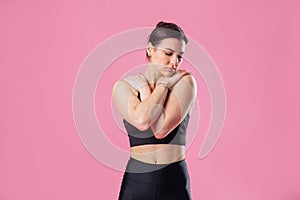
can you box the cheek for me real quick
[152,56,168,64]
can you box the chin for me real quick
[161,71,174,77]
[161,69,175,76]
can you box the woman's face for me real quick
[147,38,186,76]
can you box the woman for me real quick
[112,21,197,200]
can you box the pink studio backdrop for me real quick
[1,1,299,200]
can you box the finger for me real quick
[176,69,186,74]
[178,71,188,77]
[180,70,190,75]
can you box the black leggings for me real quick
[118,157,192,200]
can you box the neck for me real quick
[143,63,164,88]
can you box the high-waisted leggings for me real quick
[118,157,192,200]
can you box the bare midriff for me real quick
[130,144,185,165]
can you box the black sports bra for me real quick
[123,113,190,147]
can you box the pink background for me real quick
[1,0,299,199]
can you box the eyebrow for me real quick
[164,48,184,54]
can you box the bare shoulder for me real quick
[112,79,128,90]
[113,75,137,90]
[112,79,131,96]
[112,76,140,99]
[182,74,197,88]
[173,73,197,92]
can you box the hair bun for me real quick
[156,21,166,27]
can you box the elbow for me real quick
[154,134,165,139]
[153,129,168,139]
[134,123,150,131]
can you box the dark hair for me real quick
[146,21,188,60]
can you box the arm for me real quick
[112,79,169,131]
[150,74,197,139]
[112,70,190,131]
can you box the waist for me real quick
[130,144,185,165]
[124,156,189,184]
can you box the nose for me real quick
[170,55,179,69]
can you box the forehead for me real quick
[157,38,186,53]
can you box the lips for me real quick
[165,67,175,72]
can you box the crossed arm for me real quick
[112,74,197,139]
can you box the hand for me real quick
[157,69,190,89]
[123,74,151,101]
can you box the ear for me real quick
[147,42,154,56]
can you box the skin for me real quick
[112,38,197,164]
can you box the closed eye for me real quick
[162,49,184,60]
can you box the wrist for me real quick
[157,82,169,89]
